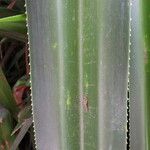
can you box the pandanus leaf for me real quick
[26,0,129,149]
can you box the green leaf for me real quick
[0,67,19,115]
[11,105,31,136]
[0,14,27,41]
[14,76,30,87]
[0,106,15,150]
[142,0,150,149]
[130,0,146,149]
[26,0,129,149]
[129,0,150,149]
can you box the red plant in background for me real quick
[13,85,30,108]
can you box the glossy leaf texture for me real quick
[26,0,129,149]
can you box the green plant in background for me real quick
[0,106,15,150]
[0,14,26,41]
[0,7,20,18]
[0,68,18,115]
[0,0,27,42]
[0,0,33,149]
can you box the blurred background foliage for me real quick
[0,0,33,149]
